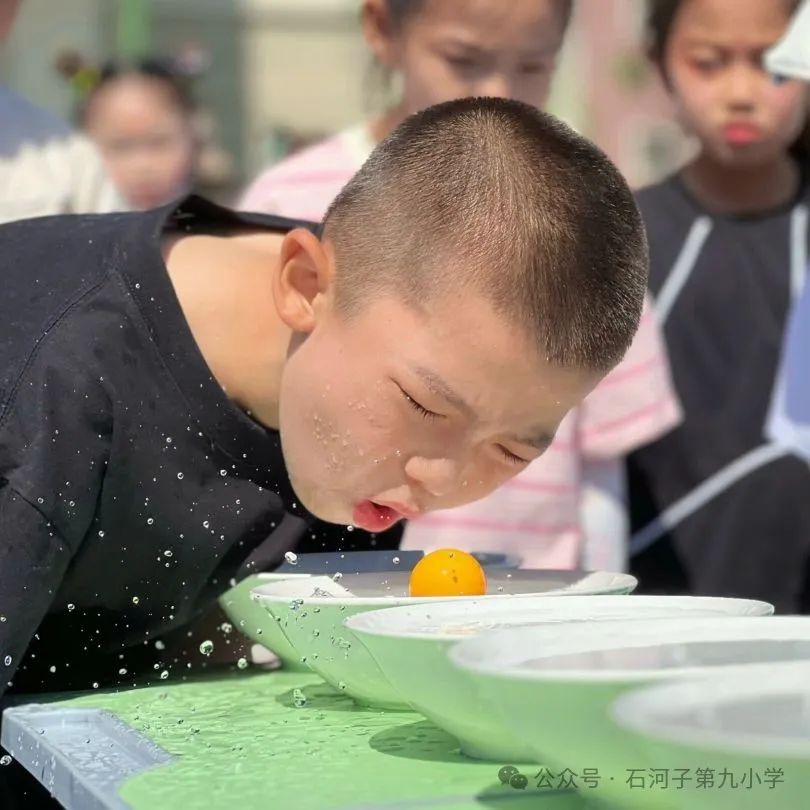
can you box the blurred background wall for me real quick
[1,0,691,198]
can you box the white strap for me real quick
[790,203,808,303]
[655,216,713,327]
[630,443,791,556]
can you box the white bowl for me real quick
[218,572,312,669]
[449,616,810,810]
[252,569,637,709]
[346,596,774,761]
[612,662,810,810]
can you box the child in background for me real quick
[76,59,198,211]
[242,0,681,572]
[628,0,810,612]
[0,0,117,223]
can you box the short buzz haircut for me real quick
[324,97,648,372]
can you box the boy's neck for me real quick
[681,153,801,216]
[163,231,289,430]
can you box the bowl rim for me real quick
[343,595,775,642]
[448,615,810,683]
[250,569,638,608]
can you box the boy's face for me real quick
[369,0,567,116]
[277,282,600,532]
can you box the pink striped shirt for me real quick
[241,125,682,569]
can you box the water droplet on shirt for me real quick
[92,682,99,689]
[166,437,173,444]
[219,470,227,477]
[346,525,354,533]
[220,622,233,634]
[164,550,173,558]
[67,603,75,612]
[392,556,400,565]
[0,755,12,766]
[160,670,169,680]
[49,665,56,674]
[284,551,298,565]
[202,521,210,529]
[155,640,166,651]
[98,530,105,538]
[132,596,140,605]
[332,572,343,582]
[147,518,154,525]
[0,616,6,623]
[289,599,304,611]
[293,689,307,707]
[338,681,347,690]
[237,657,248,670]
[68,500,75,507]
[118,668,128,676]
[177,472,184,480]
[199,640,214,656]
[37,497,44,504]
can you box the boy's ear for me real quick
[362,0,399,68]
[273,228,334,333]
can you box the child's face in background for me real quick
[663,0,808,168]
[367,0,568,114]
[84,76,196,210]
[277,287,600,532]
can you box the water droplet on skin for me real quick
[237,658,248,670]
[199,640,214,656]
[164,550,173,558]
[147,518,154,526]
[160,670,169,680]
[284,551,298,565]
[67,603,75,612]
[0,755,12,766]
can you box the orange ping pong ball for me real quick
[408,548,487,597]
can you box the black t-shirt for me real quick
[628,174,810,612]
[0,195,323,695]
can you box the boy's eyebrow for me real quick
[412,366,474,416]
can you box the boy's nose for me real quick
[476,74,512,101]
[404,456,463,498]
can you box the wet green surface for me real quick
[55,670,590,810]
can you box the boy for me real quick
[0,97,647,698]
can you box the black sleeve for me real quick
[0,483,73,697]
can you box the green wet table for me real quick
[2,671,590,810]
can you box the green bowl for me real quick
[346,595,773,763]
[254,569,637,709]
[219,572,312,670]
[612,662,810,810]
[450,616,810,810]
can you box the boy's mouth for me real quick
[352,500,413,532]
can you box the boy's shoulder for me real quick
[0,209,152,410]
[0,84,74,145]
